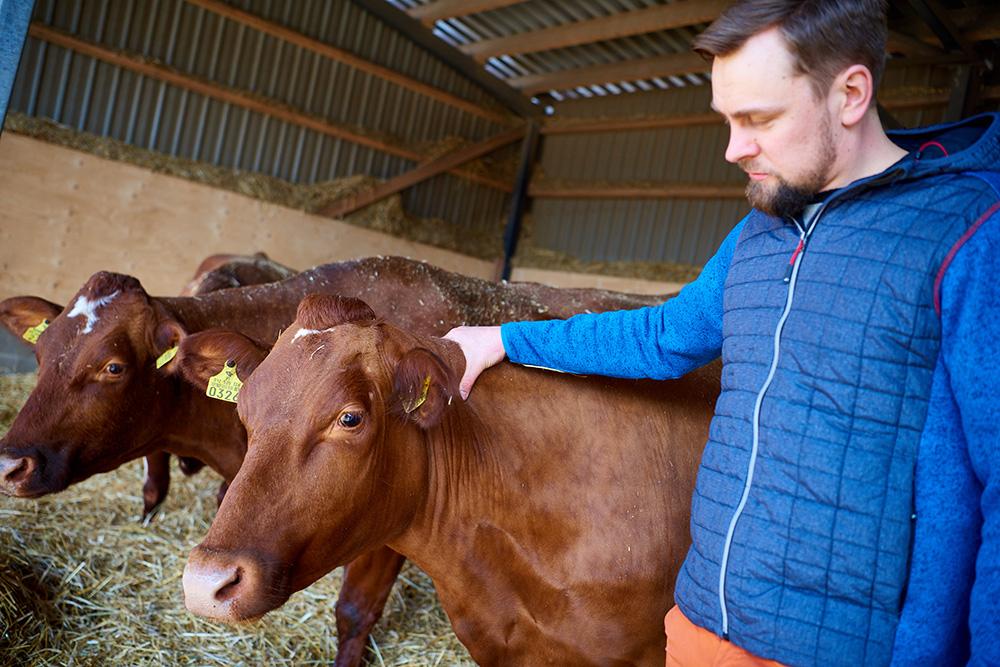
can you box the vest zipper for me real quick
[714,166,905,638]
[718,210,820,639]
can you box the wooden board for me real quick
[0,134,495,303]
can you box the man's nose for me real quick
[725,127,760,165]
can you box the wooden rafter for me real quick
[407,0,527,26]
[321,127,524,219]
[507,52,707,95]
[529,182,746,200]
[186,0,511,125]
[893,6,1000,47]
[28,23,511,192]
[540,85,1000,135]
[461,0,731,62]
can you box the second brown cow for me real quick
[183,295,719,665]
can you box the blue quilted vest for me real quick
[673,113,1000,667]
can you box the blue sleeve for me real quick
[939,210,1000,667]
[892,208,1000,666]
[498,218,744,380]
[889,358,979,667]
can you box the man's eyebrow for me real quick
[710,103,783,120]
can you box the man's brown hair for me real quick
[693,0,888,97]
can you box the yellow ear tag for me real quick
[22,319,50,344]
[403,375,431,414]
[155,346,178,369]
[206,360,243,403]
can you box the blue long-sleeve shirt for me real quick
[501,208,999,665]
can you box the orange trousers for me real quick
[664,606,787,667]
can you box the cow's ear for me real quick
[173,330,269,392]
[392,347,456,430]
[0,297,63,346]
[153,319,187,364]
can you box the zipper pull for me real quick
[783,237,805,283]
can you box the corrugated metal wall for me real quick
[529,64,960,267]
[10,0,512,235]
[533,83,745,267]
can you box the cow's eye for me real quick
[106,362,125,375]
[338,411,363,429]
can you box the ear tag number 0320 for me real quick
[22,319,50,344]
[206,360,243,403]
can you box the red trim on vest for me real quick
[935,201,1000,316]
[918,141,949,158]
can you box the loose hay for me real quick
[0,373,472,666]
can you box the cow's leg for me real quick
[216,480,229,507]
[333,547,406,667]
[141,451,171,522]
[178,456,206,475]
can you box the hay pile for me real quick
[0,373,472,666]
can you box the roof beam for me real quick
[540,84,1000,135]
[350,0,537,118]
[905,0,978,58]
[529,181,746,200]
[461,0,731,62]
[320,127,524,219]
[28,23,512,192]
[893,6,1000,47]
[506,52,707,95]
[186,0,512,125]
[408,0,527,26]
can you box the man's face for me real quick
[711,28,839,219]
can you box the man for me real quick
[445,1,999,665]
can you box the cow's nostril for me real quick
[1,456,35,484]
[215,567,243,602]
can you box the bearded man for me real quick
[445,1,1000,665]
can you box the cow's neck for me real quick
[157,387,247,480]
[143,297,257,480]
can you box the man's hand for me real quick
[443,325,506,400]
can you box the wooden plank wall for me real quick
[0,134,682,304]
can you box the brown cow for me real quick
[0,252,296,519]
[0,256,671,666]
[140,252,298,518]
[183,295,718,665]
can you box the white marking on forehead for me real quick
[67,290,120,334]
[292,327,337,342]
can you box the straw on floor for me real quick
[0,373,472,666]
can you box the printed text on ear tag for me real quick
[155,346,178,369]
[403,375,431,414]
[206,360,243,403]
[22,319,50,344]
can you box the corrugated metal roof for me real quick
[11,0,512,234]
[389,0,712,103]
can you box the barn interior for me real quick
[0,0,998,664]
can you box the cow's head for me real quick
[0,272,187,496]
[183,294,461,622]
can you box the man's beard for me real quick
[741,118,836,219]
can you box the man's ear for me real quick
[173,329,269,392]
[836,64,875,128]
[0,297,63,346]
[392,347,457,430]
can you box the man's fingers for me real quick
[444,325,504,401]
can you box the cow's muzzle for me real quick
[0,452,41,496]
[183,546,289,622]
